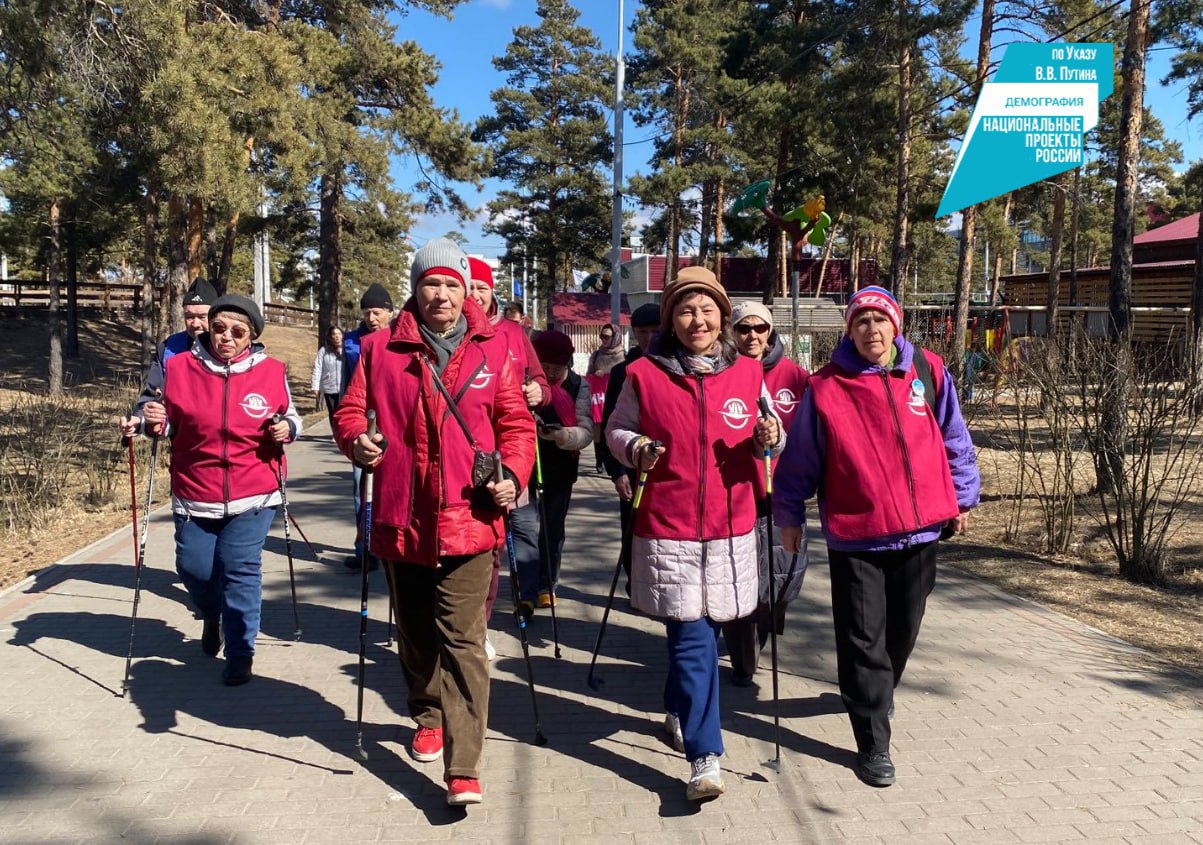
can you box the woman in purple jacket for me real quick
[775,286,979,789]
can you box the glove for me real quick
[550,428,574,449]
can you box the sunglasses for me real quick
[734,323,771,336]
[211,322,250,340]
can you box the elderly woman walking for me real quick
[311,325,344,432]
[334,238,535,806]
[606,267,783,801]
[774,285,979,789]
[140,295,302,687]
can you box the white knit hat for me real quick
[409,237,471,290]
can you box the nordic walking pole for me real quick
[354,410,387,761]
[529,402,561,658]
[270,414,302,640]
[497,450,549,745]
[757,397,782,771]
[587,439,661,691]
[121,430,159,696]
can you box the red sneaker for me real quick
[446,776,482,806]
[410,726,443,762]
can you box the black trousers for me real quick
[828,542,937,754]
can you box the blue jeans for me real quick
[508,501,539,602]
[174,507,276,658]
[664,617,724,761]
[515,483,573,602]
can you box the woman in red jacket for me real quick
[141,295,302,688]
[334,238,535,807]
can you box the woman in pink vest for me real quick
[141,295,302,687]
[606,267,783,802]
[774,286,979,789]
[721,301,810,687]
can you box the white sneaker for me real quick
[664,713,685,753]
[484,634,496,662]
[686,754,725,801]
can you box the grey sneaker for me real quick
[663,713,685,753]
[686,754,725,801]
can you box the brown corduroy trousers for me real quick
[386,551,493,780]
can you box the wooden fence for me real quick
[0,282,317,328]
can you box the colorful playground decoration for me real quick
[729,180,833,251]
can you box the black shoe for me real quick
[343,554,380,572]
[732,672,755,688]
[222,655,254,686]
[856,751,896,787]
[201,617,222,658]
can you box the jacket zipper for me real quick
[221,364,231,517]
[881,371,922,531]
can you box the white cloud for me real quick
[478,0,513,9]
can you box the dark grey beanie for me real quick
[209,294,265,339]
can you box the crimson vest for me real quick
[764,357,809,433]
[808,350,959,541]
[626,354,763,541]
[164,349,289,504]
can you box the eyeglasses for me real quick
[734,323,771,336]
[211,322,250,340]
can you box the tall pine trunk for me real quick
[1099,0,1150,500]
[165,195,189,336]
[65,222,79,359]
[142,184,159,366]
[889,0,913,300]
[951,0,995,378]
[318,171,343,345]
[47,198,63,397]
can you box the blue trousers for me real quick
[664,617,724,761]
[513,483,573,602]
[174,507,276,658]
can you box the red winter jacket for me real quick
[163,342,299,508]
[334,298,536,566]
[807,347,960,541]
[492,315,551,409]
[625,354,764,541]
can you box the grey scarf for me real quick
[418,316,468,374]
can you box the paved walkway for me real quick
[2,423,1202,844]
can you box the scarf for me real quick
[418,316,468,374]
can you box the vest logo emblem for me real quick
[240,393,272,419]
[773,388,799,414]
[719,397,753,430]
[471,366,494,390]
[908,378,928,417]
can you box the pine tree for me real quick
[476,0,614,301]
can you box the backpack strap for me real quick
[910,347,939,413]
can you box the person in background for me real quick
[342,283,395,571]
[598,302,660,591]
[586,323,625,473]
[140,295,302,686]
[606,267,783,802]
[467,257,549,658]
[118,277,216,437]
[334,238,535,806]
[775,285,979,789]
[503,301,524,323]
[721,301,810,687]
[311,325,344,433]
[511,329,593,615]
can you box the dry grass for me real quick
[0,315,319,591]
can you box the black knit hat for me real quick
[208,294,265,339]
[183,277,218,308]
[359,283,394,311]
[631,303,661,327]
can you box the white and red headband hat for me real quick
[845,285,902,334]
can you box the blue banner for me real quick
[936,42,1113,218]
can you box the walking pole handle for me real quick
[632,439,662,510]
[493,450,504,485]
[756,397,773,495]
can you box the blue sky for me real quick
[390,0,1199,259]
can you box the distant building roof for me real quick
[1133,212,1200,245]
[550,292,631,326]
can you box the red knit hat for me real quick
[468,257,495,289]
[845,286,902,334]
[532,329,574,367]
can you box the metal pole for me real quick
[609,0,626,327]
